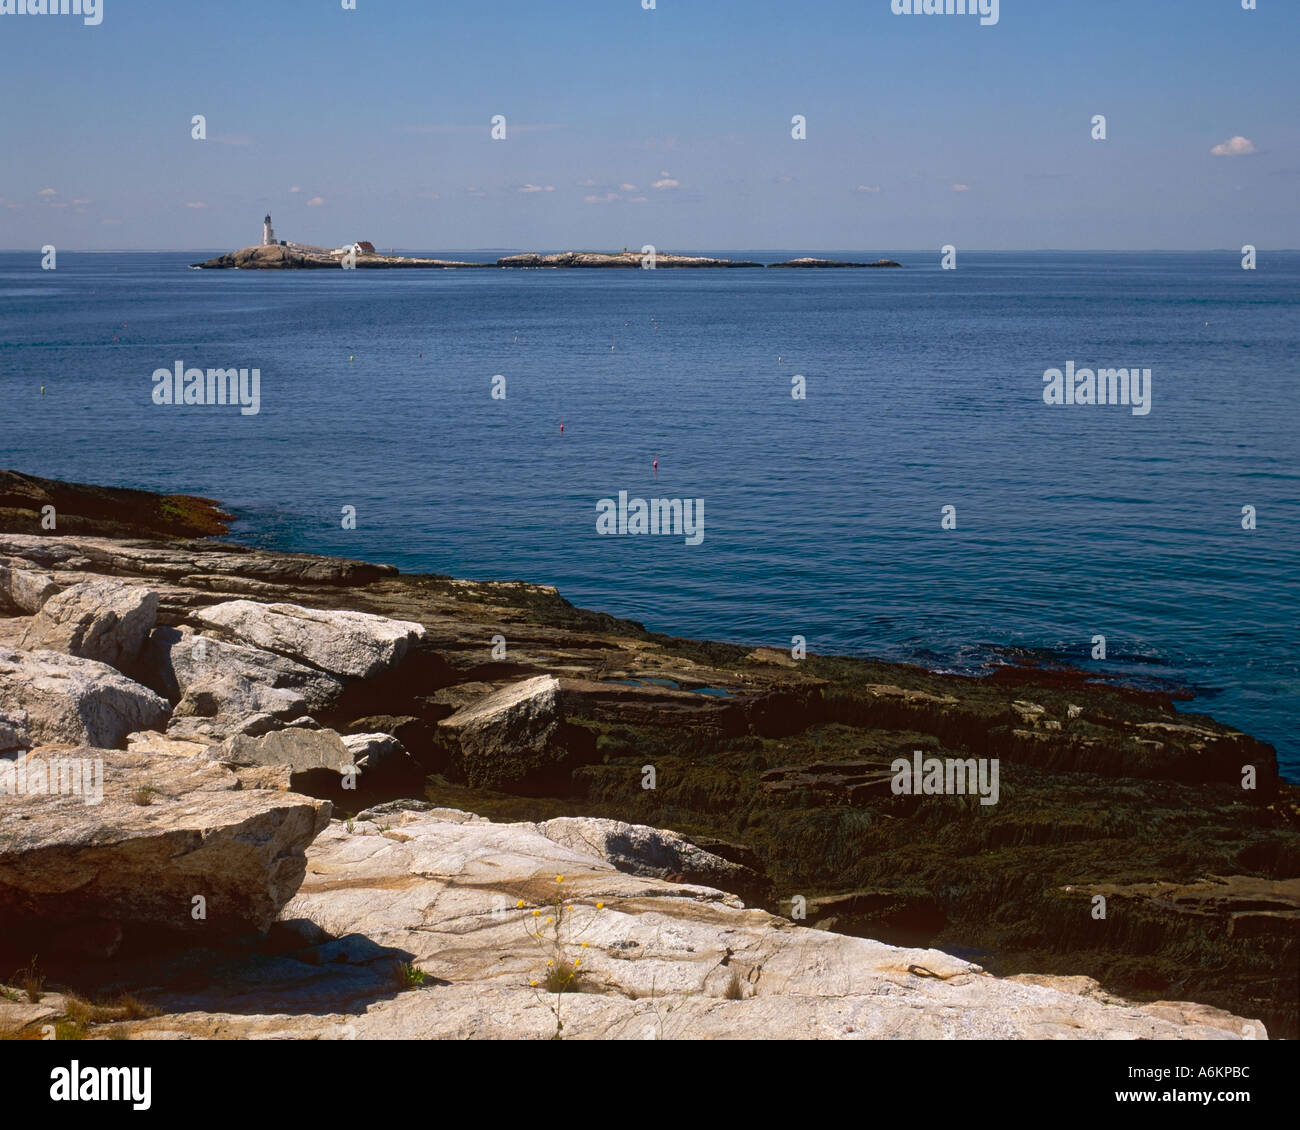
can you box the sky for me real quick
[1,0,1296,251]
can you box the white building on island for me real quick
[262,214,276,246]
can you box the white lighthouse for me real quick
[262,214,276,246]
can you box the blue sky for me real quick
[1,0,1296,250]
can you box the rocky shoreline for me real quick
[1,469,1295,1040]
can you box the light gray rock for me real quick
[194,600,426,680]
[338,731,422,786]
[216,727,356,776]
[0,746,330,936]
[438,675,576,790]
[0,709,30,753]
[342,732,406,769]
[0,646,169,748]
[166,711,281,743]
[537,816,755,894]
[78,807,1264,1041]
[125,730,213,758]
[0,562,59,614]
[146,625,344,738]
[19,578,158,669]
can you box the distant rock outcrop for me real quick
[769,257,902,268]
[497,251,763,268]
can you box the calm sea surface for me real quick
[2,250,1297,778]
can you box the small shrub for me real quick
[132,786,156,806]
[54,1020,85,1041]
[723,972,745,1000]
[17,957,44,1003]
[395,962,427,989]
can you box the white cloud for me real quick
[652,174,679,190]
[577,178,597,187]
[290,186,302,193]
[185,201,207,209]
[855,184,881,193]
[1211,135,1256,157]
[953,183,970,192]
[306,196,326,207]
[629,196,649,204]
[620,183,638,192]
[518,184,555,193]
[584,192,621,204]
[465,186,487,198]
[39,188,56,196]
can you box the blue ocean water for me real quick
[1,250,1297,778]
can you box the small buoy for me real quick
[559,421,565,433]
[652,453,659,472]
[349,355,354,362]
[40,384,45,395]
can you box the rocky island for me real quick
[1,468,1295,1041]
[192,247,769,270]
[190,220,853,270]
[192,245,491,270]
[496,251,763,269]
[769,257,902,268]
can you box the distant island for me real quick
[190,214,901,271]
[769,257,902,268]
[193,244,491,270]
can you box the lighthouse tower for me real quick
[262,214,276,246]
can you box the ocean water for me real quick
[1,250,1297,779]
